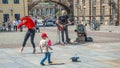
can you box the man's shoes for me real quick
[33,48,36,54]
[61,42,65,46]
[65,42,70,45]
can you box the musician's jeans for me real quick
[61,26,69,43]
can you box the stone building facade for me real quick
[0,0,28,26]
[73,0,120,25]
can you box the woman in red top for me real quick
[17,16,36,53]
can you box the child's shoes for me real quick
[40,63,45,66]
[48,61,52,64]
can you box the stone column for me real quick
[89,0,92,24]
[92,0,96,21]
[109,0,116,25]
[100,0,105,24]
[116,0,120,26]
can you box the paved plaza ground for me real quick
[0,25,120,68]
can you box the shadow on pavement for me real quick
[49,63,65,65]
[21,52,53,54]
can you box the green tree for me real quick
[56,10,61,17]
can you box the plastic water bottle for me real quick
[75,53,77,57]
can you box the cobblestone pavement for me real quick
[0,25,120,68]
[0,25,120,48]
[0,43,120,68]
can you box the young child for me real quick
[39,32,53,65]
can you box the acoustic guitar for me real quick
[57,20,69,31]
[57,23,69,31]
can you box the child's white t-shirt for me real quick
[39,39,48,53]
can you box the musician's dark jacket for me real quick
[58,15,69,25]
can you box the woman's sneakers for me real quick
[20,47,36,54]
[33,48,36,54]
[20,47,24,53]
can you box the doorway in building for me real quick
[15,14,20,20]
[3,14,9,22]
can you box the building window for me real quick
[15,14,20,20]
[14,0,19,4]
[3,14,9,22]
[2,0,8,4]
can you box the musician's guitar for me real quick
[57,15,70,31]
[57,23,69,31]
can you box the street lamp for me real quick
[82,0,86,23]
[83,6,86,21]
[75,0,81,24]
[101,0,105,25]
[92,0,96,21]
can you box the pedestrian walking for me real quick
[7,18,12,32]
[17,16,36,54]
[18,19,23,32]
[13,18,18,31]
[33,16,40,32]
[39,32,53,65]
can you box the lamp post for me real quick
[75,0,81,24]
[82,0,86,22]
